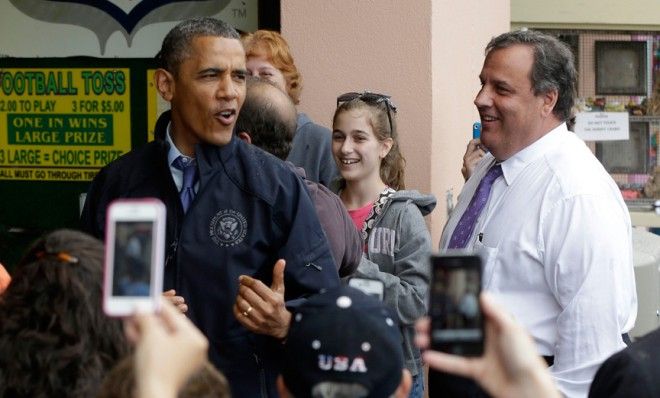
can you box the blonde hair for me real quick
[242,30,302,104]
[333,98,406,190]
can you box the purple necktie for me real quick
[173,156,198,213]
[448,164,503,249]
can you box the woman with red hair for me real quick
[243,30,338,187]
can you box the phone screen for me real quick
[112,221,154,297]
[430,254,483,356]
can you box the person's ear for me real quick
[284,77,298,101]
[540,89,558,118]
[380,137,393,159]
[154,68,175,102]
[394,369,413,398]
[238,131,252,144]
[276,375,292,398]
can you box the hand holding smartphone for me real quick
[103,198,166,316]
[429,253,484,356]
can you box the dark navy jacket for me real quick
[81,113,340,397]
[589,327,660,398]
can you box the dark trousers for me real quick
[428,369,488,398]
[428,335,630,398]
[428,356,553,398]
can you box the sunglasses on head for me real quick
[336,91,398,134]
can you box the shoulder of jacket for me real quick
[93,141,167,192]
[390,191,436,214]
[231,141,301,203]
[297,117,331,136]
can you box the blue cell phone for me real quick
[472,122,481,139]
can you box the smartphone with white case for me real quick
[103,198,166,316]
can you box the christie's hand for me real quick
[233,259,291,339]
[462,139,486,181]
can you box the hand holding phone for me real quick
[419,292,559,398]
[104,198,166,316]
[462,124,486,180]
[429,253,484,356]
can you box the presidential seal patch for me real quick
[209,209,247,247]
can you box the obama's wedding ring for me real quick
[242,306,253,317]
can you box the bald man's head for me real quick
[235,77,297,160]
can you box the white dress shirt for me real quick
[440,123,637,398]
[166,122,199,193]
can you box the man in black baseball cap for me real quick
[278,286,412,398]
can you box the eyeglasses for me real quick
[336,91,398,134]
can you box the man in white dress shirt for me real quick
[438,30,637,398]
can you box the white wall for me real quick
[282,0,433,196]
[431,0,510,240]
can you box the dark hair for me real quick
[235,77,297,160]
[485,29,577,122]
[156,17,240,75]
[333,98,406,190]
[0,229,129,397]
[98,356,231,398]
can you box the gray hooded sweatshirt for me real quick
[352,190,436,377]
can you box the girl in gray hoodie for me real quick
[331,91,436,398]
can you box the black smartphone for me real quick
[429,253,484,356]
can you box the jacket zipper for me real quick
[254,353,268,398]
[365,199,393,260]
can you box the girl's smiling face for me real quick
[332,108,392,185]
